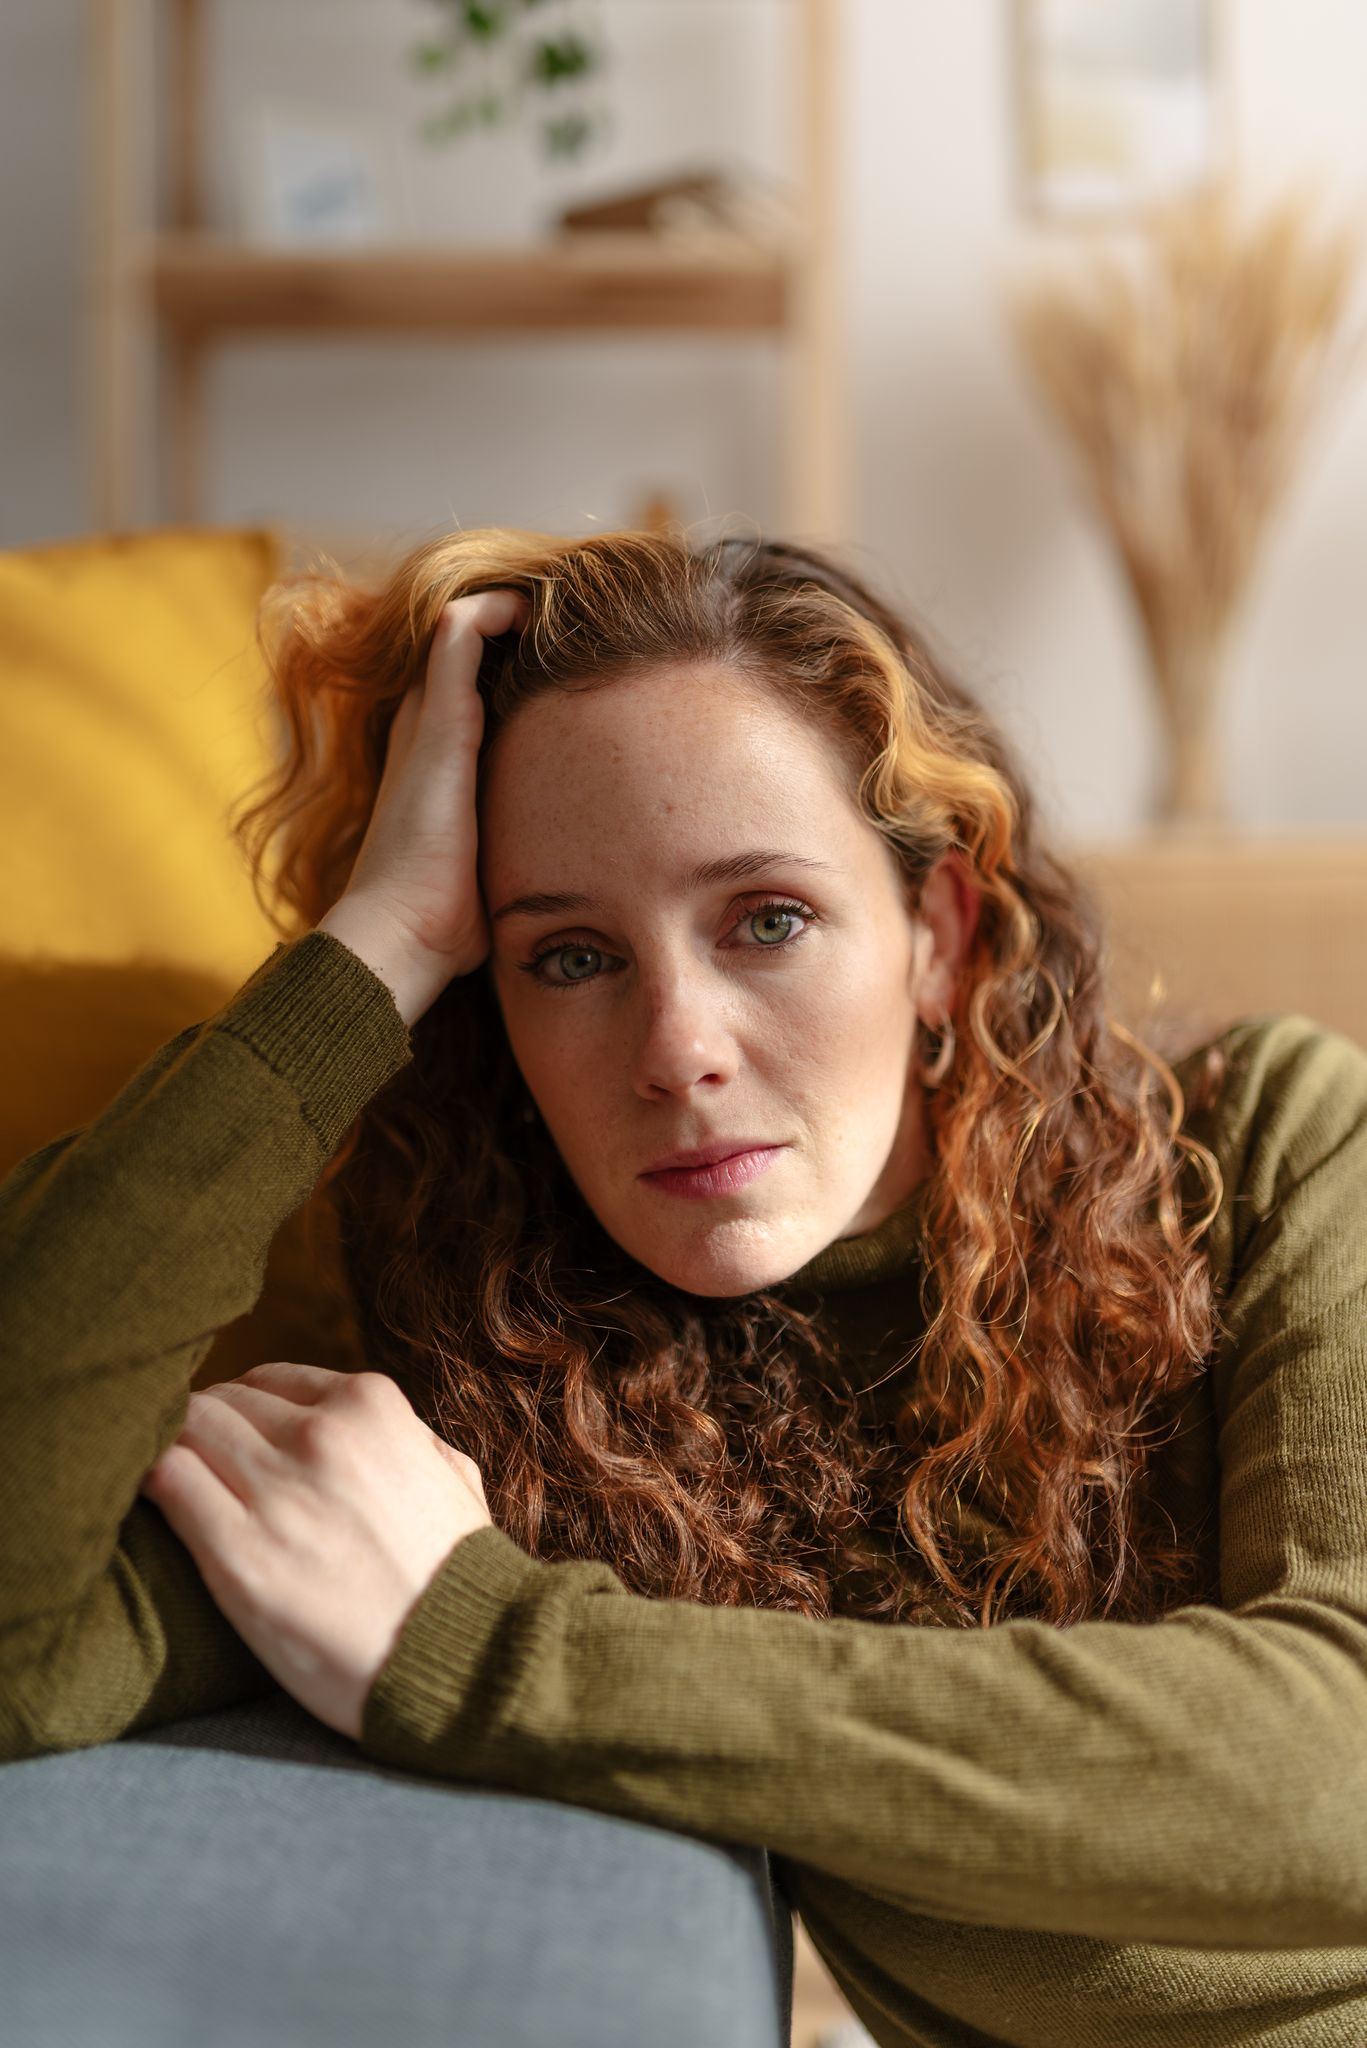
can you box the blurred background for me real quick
[4,0,1367,846]
[2,9,1365,2045]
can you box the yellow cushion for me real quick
[0,531,368,1380]
[0,526,286,985]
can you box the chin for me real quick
[628,1217,820,1300]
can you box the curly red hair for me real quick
[233,525,1226,1629]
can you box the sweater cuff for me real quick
[211,929,414,1158]
[360,1523,550,1770]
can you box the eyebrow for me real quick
[490,849,841,925]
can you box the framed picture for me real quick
[1010,0,1227,221]
[234,101,408,247]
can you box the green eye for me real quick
[520,896,816,993]
[754,909,795,946]
[518,941,606,990]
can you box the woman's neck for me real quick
[778,1181,930,1296]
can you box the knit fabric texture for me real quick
[3,928,1366,2048]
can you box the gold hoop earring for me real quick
[915,1015,956,1091]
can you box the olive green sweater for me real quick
[3,929,1367,2048]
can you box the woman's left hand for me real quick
[139,1362,492,1741]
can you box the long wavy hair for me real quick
[234,524,1227,1630]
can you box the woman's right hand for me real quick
[315,587,531,1027]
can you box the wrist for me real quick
[314,900,441,1029]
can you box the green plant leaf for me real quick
[462,1,507,39]
[410,0,610,155]
[417,101,477,144]
[530,31,595,86]
[543,109,596,158]
[410,39,457,73]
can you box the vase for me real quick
[1146,627,1234,833]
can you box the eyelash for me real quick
[518,897,818,993]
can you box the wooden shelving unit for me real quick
[146,236,791,336]
[87,0,848,539]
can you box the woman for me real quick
[3,527,1366,2048]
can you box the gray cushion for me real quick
[0,1688,794,2048]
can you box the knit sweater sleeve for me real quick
[358,1012,1367,1952]
[0,931,413,1760]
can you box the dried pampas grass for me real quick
[1007,178,1366,828]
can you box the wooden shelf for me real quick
[91,0,846,538]
[146,232,793,337]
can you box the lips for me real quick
[640,1146,784,1201]
[641,1139,776,1176]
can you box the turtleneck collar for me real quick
[776,1180,931,1296]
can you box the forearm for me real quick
[0,1500,278,1760]
[0,931,412,1678]
[361,1524,1367,1951]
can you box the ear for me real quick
[911,850,981,1021]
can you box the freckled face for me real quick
[480,662,934,1298]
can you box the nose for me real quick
[627,953,741,1101]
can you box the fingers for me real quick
[145,1371,350,1511]
[229,1360,354,1403]
[201,1363,414,1434]
[383,588,528,766]
[145,1384,286,1515]
[387,586,530,734]
[140,1396,257,1525]
[459,586,531,638]
[426,588,530,691]
[138,1437,248,1581]
[156,1364,357,1480]
[193,1381,317,1438]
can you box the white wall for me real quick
[2,0,1365,841]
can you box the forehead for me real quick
[480,665,918,929]
[479,664,864,880]
[488,660,849,797]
